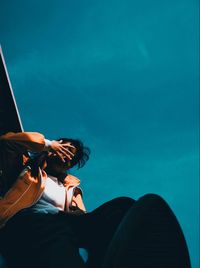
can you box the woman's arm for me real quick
[0,132,74,161]
[0,132,46,153]
[71,186,86,212]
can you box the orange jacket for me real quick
[0,132,86,228]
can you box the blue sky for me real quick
[0,0,199,267]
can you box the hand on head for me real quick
[50,140,76,163]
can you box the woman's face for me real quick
[46,146,77,174]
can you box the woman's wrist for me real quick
[44,139,53,151]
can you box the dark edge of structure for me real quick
[0,46,23,135]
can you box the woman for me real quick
[0,131,191,268]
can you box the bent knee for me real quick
[137,193,170,208]
[139,193,163,201]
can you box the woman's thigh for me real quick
[67,197,136,268]
[69,197,135,246]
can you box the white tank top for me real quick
[41,175,66,211]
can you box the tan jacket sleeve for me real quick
[0,132,46,153]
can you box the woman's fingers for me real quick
[62,143,76,149]
[51,141,76,162]
[60,146,75,156]
[59,148,74,160]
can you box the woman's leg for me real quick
[102,194,191,268]
[0,197,135,268]
[67,197,136,268]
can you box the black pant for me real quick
[0,197,134,268]
[67,196,135,268]
[0,195,191,268]
[102,194,191,268]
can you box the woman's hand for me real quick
[50,140,75,162]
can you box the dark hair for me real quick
[57,138,90,169]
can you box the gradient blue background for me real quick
[0,0,199,267]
